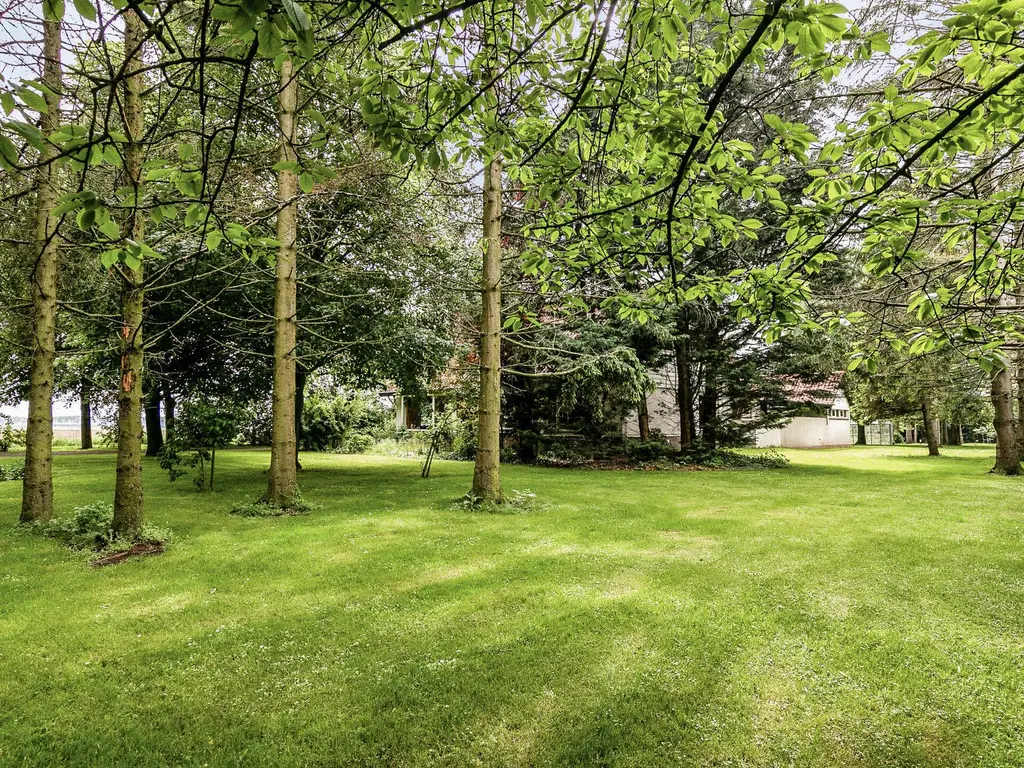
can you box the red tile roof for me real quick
[780,372,845,406]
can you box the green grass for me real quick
[2,446,1023,766]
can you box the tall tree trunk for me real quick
[144,384,163,456]
[80,380,92,450]
[471,152,503,503]
[637,395,651,442]
[265,59,300,506]
[674,339,694,448]
[20,12,62,524]
[111,9,146,540]
[856,423,867,445]
[991,366,1021,474]
[921,399,940,457]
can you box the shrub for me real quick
[239,400,273,446]
[624,437,674,463]
[159,399,241,491]
[33,502,170,551]
[0,417,25,452]
[302,391,390,453]
[0,460,25,481]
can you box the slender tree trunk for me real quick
[673,339,694,448]
[294,365,306,468]
[991,366,1021,475]
[80,380,92,450]
[471,152,503,503]
[1016,354,1024,453]
[638,395,651,442]
[921,399,940,457]
[163,390,175,437]
[265,59,300,506]
[144,384,163,456]
[20,12,62,524]
[111,9,146,540]
[856,423,867,445]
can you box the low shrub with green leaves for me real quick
[0,417,24,452]
[0,460,25,481]
[302,390,391,453]
[159,399,242,491]
[31,503,170,552]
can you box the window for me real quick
[829,408,848,419]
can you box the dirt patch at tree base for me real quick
[90,542,165,567]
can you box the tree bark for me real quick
[637,395,651,442]
[921,399,940,457]
[20,12,62,524]
[265,59,300,507]
[856,423,867,445]
[471,152,503,503]
[111,9,147,540]
[673,339,695,448]
[80,380,92,450]
[144,384,163,456]
[991,366,1021,474]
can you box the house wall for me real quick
[624,364,683,444]
[625,366,855,449]
[754,394,853,448]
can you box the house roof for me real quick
[780,372,845,406]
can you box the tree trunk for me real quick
[265,59,300,507]
[111,9,147,540]
[856,423,867,445]
[991,366,1021,475]
[80,380,92,450]
[471,152,503,503]
[1016,355,1024,453]
[638,395,651,442]
[921,399,940,457]
[673,339,694,448]
[294,365,306,469]
[144,384,163,456]
[163,390,176,437]
[20,12,62,524]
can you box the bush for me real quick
[239,401,273,446]
[302,391,391,453]
[159,399,241,491]
[0,460,25,481]
[624,437,674,463]
[32,502,170,551]
[0,417,25,452]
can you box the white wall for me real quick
[756,414,853,448]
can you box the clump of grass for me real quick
[230,494,318,517]
[29,502,170,554]
[454,488,547,514]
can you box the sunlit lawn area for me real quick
[2,446,1023,766]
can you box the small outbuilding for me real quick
[753,373,853,448]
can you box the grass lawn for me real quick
[2,446,1024,766]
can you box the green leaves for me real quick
[72,0,96,21]
[280,0,313,58]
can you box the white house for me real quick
[753,373,853,448]
[624,368,855,449]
